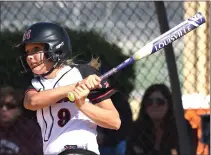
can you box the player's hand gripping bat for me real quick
[67,12,206,102]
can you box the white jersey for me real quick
[26,65,116,155]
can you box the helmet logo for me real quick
[55,42,64,49]
[22,29,31,41]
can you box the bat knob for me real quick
[67,92,75,102]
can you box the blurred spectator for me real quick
[0,85,43,155]
[97,92,133,155]
[126,83,197,155]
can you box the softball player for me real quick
[14,22,121,155]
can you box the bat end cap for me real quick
[67,92,75,102]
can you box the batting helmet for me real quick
[14,22,72,75]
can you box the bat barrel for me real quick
[132,12,206,60]
[151,12,206,54]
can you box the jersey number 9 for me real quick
[57,108,71,127]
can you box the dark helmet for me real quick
[15,22,72,75]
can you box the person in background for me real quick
[0,85,43,155]
[126,83,197,155]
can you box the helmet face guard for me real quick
[14,22,72,76]
[16,50,52,74]
[16,54,30,74]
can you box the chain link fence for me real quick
[0,1,210,155]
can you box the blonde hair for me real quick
[89,57,101,70]
[64,55,101,70]
[64,59,74,66]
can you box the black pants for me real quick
[58,148,98,155]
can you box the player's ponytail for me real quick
[64,55,101,70]
[88,57,101,70]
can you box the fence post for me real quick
[154,1,195,155]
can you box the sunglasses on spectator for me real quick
[0,102,19,110]
[145,98,167,106]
